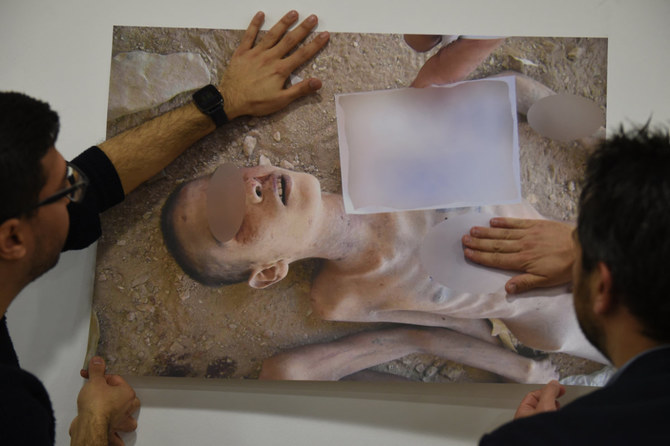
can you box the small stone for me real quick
[568,181,576,192]
[143,211,152,220]
[127,312,136,321]
[415,363,426,373]
[425,366,438,378]
[228,324,237,330]
[179,291,190,302]
[243,136,257,157]
[280,160,295,170]
[136,304,155,313]
[248,117,259,127]
[289,74,303,86]
[131,274,150,288]
[117,240,127,246]
[566,47,584,62]
[273,131,281,142]
[353,41,359,48]
[258,154,272,166]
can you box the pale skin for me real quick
[404,34,505,87]
[258,199,601,382]
[260,325,558,384]
[175,168,603,383]
[0,10,330,445]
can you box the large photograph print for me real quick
[93,24,608,383]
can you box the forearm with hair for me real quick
[69,414,109,446]
[99,102,216,195]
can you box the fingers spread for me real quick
[271,14,319,57]
[238,11,265,52]
[282,77,323,103]
[284,31,330,71]
[257,10,299,50]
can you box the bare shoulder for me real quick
[310,265,383,321]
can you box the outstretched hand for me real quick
[220,10,330,119]
[70,356,140,446]
[462,217,575,294]
[514,380,566,419]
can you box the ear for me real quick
[592,261,614,315]
[248,260,289,289]
[0,218,28,260]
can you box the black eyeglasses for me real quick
[33,162,89,209]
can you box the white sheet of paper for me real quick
[336,77,521,214]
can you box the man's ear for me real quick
[0,218,28,260]
[592,261,614,315]
[248,260,289,289]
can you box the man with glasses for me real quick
[0,10,329,445]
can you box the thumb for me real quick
[506,273,546,294]
[87,356,107,380]
[286,78,322,100]
[536,380,565,411]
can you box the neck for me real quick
[603,308,665,368]
[301,193,386,267]
[0,268,27,318]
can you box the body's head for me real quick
[161,165,323,288]
[0,92,78,297]
[573,124,670,359]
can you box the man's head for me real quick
[161,164,323,288]
[573,124,670,354]
[0,92,73,284]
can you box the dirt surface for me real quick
[93,26,607,382]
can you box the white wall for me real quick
[1,0,668,444]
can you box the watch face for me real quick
[194,85,223,112]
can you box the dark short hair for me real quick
[0,92,60,223]
[160,179,251,287]
[577,123,670,342]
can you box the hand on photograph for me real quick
[514,380,565,419]
[404,34,443,52]
[70,356,140,446]
[462,217,575,294]
[220,10,330,119]
[411,38,505,88]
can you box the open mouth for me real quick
[278,174,291,206]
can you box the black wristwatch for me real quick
[193,84,229,127]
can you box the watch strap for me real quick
[209,105,229,127]
[193,85,229,127]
